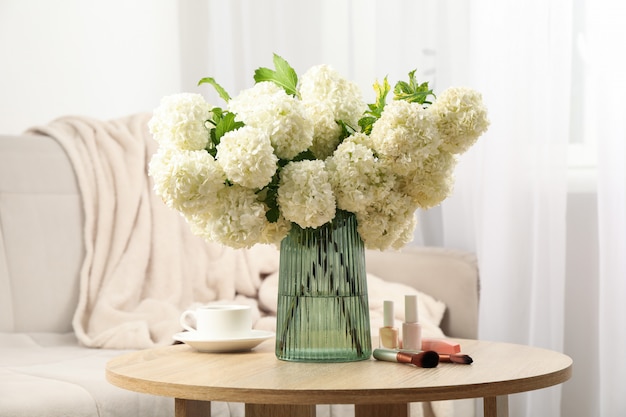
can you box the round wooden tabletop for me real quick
[106,338,572,405]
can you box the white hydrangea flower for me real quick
[398,150,457,209]
[356,192,418,250]
[326,134,391,213]
[277,160,336,228]
[299,64,367,159]
[369,100,441,176]
[391,214,418,249]
[216,126,278,189]
[429,87,490,154]
[259,215,292,246]
[148,93,211,151]
[299,100,341,159]
[186,185,268,249]
[348,130,377,149]
[148,147,226,213]
[228,82,313,160]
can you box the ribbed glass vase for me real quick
[275,209,372,362]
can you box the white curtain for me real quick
[440,1,571,416]
[588,2,626,415]
[441,1,626,416]
[177,0,440,107]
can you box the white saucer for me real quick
[173,330,274,353]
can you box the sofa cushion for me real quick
[0,332,173,417]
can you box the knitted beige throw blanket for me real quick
[30,114,278,349]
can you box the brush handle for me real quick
[438,353,473,364]
[373,349,412,364]
[373,349,439,368]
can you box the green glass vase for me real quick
[275,210,372,362]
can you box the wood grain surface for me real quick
[106,338,571,406]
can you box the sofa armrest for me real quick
[0,134,83,333]
[365,246,479,339]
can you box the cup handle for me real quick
[179,310,197,332]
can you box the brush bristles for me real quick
[412,350,439,368]
[456,354,473,364]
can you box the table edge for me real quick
[106,347,572,404]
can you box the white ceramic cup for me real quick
[179,304,252,339]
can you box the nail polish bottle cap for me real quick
[405,294,418,323]
[383,300,394,327]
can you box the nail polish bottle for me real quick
[402,294,422,351]
[379,300,399,349]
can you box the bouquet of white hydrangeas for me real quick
[148,54,489,250]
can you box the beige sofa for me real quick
[0,131,479,417]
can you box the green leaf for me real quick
[257,175,281,223]
[372,77,391,113]
[393,70,435,105]
[358,116,378,135]
[207,107,224,126]
[358,77,391,135]
[204,108,244,157]
[337,120,357,141]
[265,206,280,223]
[205,107,223,156]
[214,112,244,142]
[198,77,232,102]
[289,149,316,163]
[253,53,299,96]
[207,131,218,157]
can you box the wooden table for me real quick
[106,338,572,417]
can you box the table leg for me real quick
[483,396,509,417]
[245,403,316,417]
[175,399,211,417]
[355,403,410,417]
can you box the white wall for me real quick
[0,0,181,134]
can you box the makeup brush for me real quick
[438,353,473,364]
[373,349,439,368]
